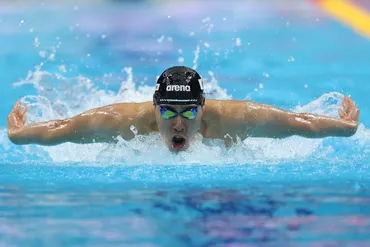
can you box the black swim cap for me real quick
[153,66,205,105]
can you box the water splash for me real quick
[4,67,368,166]
[3,52,369,166]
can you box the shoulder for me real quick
[201,99,245,138]
[203,99,255,117]
[102,101,154,113]
[200,99,258,139]
[83,101,155,127]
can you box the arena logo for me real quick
[166,85,191,92]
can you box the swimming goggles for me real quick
[159,105,200,120]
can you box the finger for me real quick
[338,108,346,119]
[21,113,27,125]
[20,105,28,116]
[344,96,353,107]
[350,108,360,123]
[14,100,21,111]
[354,109,360,123]
[343,97,350,113]
[14,101,25,117]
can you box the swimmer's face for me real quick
[154,104,204,152]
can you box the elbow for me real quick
[290,114,320,138]
[40,119,72,145]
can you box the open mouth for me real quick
[172,135,186,150]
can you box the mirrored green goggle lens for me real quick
[159,106,198,120]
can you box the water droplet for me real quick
[259,83,264,89]
[304,84,308,88]
[39,51,46,58]
[178,49,183,54]
[58,65,67,73]
[48,53,55,60]
[178,57,184,63]
[288,56,295,62]
[235,38,241,47]
[130,125,138,136]
[157,35,164,43]
[204,42,210,48]
[101,34,106,39]
[34,37,40,48]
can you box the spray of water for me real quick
[2,45,369,166]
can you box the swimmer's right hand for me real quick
[7,100,28,134]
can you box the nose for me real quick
[173,116,185,132]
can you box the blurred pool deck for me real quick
[0,0,369,127]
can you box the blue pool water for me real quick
[1,1,370,246]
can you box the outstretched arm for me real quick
[7,100,155,146]
[207,96,359,141]
[247,96,359,138]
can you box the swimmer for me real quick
[7,66,360,152]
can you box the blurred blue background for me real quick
[1,0,369,127]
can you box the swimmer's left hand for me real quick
[7,100,28,132]
[338,96,360,128]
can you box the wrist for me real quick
[342,120,358,136]
[8,128,26,145]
